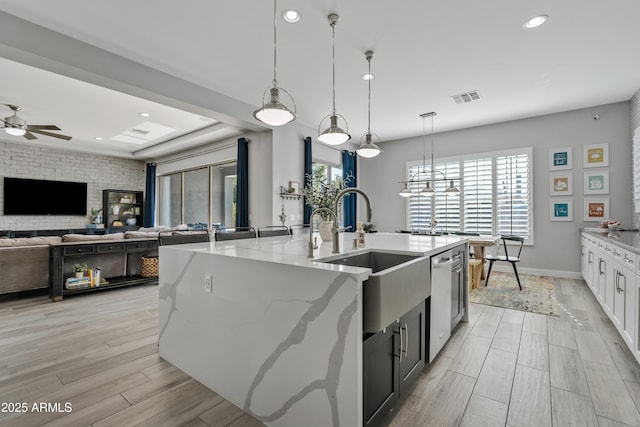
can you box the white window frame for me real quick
[405,147,534,245]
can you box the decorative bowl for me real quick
[125,218,137,226]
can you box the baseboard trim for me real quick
[489,264,582,280]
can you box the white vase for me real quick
[75,272,84,278]
[319,221,334,242]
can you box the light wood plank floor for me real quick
[1,277,639,426]
[389,277,640,427]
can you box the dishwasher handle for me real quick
[432,256,452,268]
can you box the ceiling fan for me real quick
[1,104,72,141]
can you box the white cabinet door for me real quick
[623,269,636,348]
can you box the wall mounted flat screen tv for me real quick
[3,177,87,215]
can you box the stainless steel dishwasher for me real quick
[429,250,452,362]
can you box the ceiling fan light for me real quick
[5,127,26,136]
[318,114,350,145]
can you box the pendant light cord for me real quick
[330,19,337,115]
[272,0,278,87]
[367,55,371,134]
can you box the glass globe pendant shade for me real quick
[398,184,412,198]
[420,181,436,197]
[253,87,296,126]
[318,114,350,145]
[444,180,460,195]
[356,133,382,158]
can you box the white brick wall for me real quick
[0,141,146,230]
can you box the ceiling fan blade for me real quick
[24,131,38,140]
[29,129,72,141]
[26,124,61,131]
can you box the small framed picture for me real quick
[584,198,610,221]
[550,199,573,221]
[549,147,572,170]
[583,143,609,168]
[549,173,573,196]
[288,181,300,194]
[584,171,609,195]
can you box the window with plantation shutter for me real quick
[405,147,533,243]
[495,152,531,238]
[463,158,493,235]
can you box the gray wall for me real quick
[631,89,640,228]
[359,102,632,276]
[0,139,145,230]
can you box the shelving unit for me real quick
[103,189,143,228]
[280,186,302,200]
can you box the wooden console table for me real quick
[49,238,158,302]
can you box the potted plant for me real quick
[90,208,102,225]
[72,262,88,278]
[301,171,353,241]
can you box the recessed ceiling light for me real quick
[523,14,548,29]
[94,137,103,141]
[282,9,300,23]
[361,73,375,81]
[138,112,151,117]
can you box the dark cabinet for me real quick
[103,189,143,228]
[363,326,399,426]
[363,301,427,426]
[451,244,467,330]
[399,301,426,394]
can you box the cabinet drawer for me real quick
[63,245,96,255]
[97,243,126,253]
[127,241,157,251]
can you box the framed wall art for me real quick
[549,173,573,196]
[550,199,572,221]
[583,143,609,168]
[584,198,609,221]
[549,147,572,170]
[583,171,609,195]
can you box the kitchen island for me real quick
[158,232,468,427]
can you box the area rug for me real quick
[469,271,560,316]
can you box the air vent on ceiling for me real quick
[128,128,151,136]
[451,90,481,104]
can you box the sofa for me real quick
[0,236,62,295]
[0,231,160,296]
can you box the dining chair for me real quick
[289,224,310,235]
[257,225,290,237]
[485,235,525,290]
[214,227,257,241]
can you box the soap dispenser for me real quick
[356,221,365,248]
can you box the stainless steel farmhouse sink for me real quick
[316,251,431,332]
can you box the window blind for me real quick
[405,147,532,241]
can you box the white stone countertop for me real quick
[161,231,468,278]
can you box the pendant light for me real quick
[356,50,382,158]
[253,0,296,127]
[318,14,350,145]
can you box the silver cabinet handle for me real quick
[618,272,625,294]
[399,325,404,362]
[404,323,409,357]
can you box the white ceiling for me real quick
[0,0,639,159]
